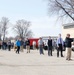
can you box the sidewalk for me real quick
[0,49,74,75]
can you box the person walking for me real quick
[7,40,11,51]
[47,36,53,56]
[57,34,64,57]
[65,34,73,60]
[23,40,26,49]
[20,39,24,52]
[38,37,44,55]
[16,39,21,54]
[26,38,30,53]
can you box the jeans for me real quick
[16,46,20,54]
[39,45,44,54]
[48,46,52,56]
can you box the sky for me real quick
[0,0,62,38]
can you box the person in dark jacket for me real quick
[7,40,11,51]
[47,36,52,56]
[26,38,30,53]
[2,41,7,50]
[65,34,73,60]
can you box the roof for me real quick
[63,23,74,26]
[41,36,58,38]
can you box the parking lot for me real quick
[0,49,74,75]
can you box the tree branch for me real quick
[55,0,74,21]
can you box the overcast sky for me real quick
[0,0,62,38]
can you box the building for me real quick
[41,36,58,45]
[62,23,74,40]
[42,36,57,41]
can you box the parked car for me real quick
[71,42,74,51]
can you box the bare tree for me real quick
[14,19,33,39]
[48,0,74,21]
[0,24,2,40]
[0,17,9,41]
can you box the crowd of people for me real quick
[0,33,74,61]
[0,40,14,51]
[38,33,74,61]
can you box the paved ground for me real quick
[0,49,74,75]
